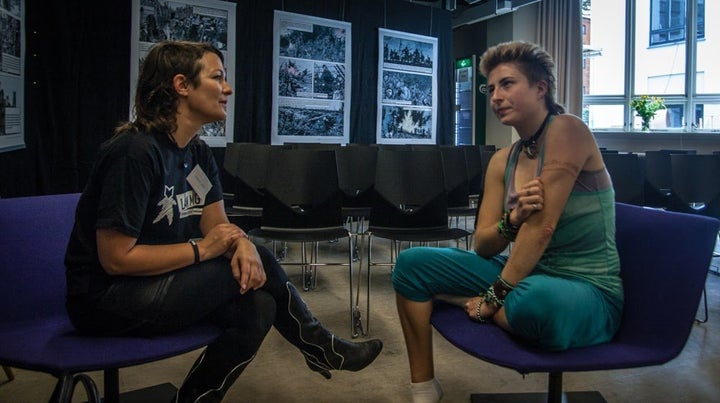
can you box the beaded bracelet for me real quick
[474,276,516,322]
[474,293,488,323]
[497,209,520,241]
[484,275,516,308]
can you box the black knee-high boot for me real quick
[173,329,255,403]
[274,281,383,379]
[174,291,276,403]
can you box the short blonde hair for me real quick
[480,41,565,114]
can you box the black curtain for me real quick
[0,0,131,197]
[0,0,452,197]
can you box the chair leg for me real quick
[366,233,374,335]
[346,235,363,338]
[312,242,319,289]
[49,373,76,403]
[547,372,563,403]
[471,371,606,402]
[48,372,101,403]
[273,241,288,262]
[104,368,120,403]
[696,286,709,323]
[1,365,13,381]
[73,373,101,403]
[300,242,311,291]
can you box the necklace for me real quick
[520,113,552,159]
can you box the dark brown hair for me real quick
[479,41,565,114]
[115,41,224,136]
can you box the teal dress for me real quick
[392,137,623,351]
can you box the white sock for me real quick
[410,378,443,403]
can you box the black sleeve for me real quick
[95,136,158,238]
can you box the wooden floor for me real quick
[1,236,719,403]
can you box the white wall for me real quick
[483,4,539,148]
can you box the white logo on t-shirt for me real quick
[152,185,205,226]
[152,185,177,225]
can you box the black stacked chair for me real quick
[602,152,645,205]
[643,150,673,208]
[668,153,720,322]
[286,142,340,150]
[248,147,362,337]
[223,142,271,231]
[668,154,720,217]
[440,145,475,232]
[644,149,695,208]
[462,144,484,205]
[336,144,379,261]
[363,147,472,333]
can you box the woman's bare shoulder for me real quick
[487,146,511,168]
[550,114,592,137]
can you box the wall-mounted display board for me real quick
[131,0,236,147]
[271,10,351,145]
[0,0,25,153]
[376,28,437,145]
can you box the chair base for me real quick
[1,365,13,382]
[82,382,177,403]
[470,391,606,403]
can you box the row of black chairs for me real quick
[222,143,496,232]
[221,143,496,336]
[602,149,720,219]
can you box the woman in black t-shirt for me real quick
[65,41,382,403]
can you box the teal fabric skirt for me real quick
[392,247,622,351]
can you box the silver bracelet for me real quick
[474,294,488,323]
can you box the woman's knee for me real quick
[392,248,425,290]
[247,290,277,328]
[392,247,446,301]
[393,247,434,280]
[255,244,289,285]
[504,280,599,350]
[212,290,277,335]
[255,244,278,267]
[505,284,561,325]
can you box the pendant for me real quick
[523,143,538,159]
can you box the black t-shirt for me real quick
[65,130,223,296]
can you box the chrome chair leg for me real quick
[696,286,709,323]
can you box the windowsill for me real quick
[594,130,720,137]
[593,130,720,153]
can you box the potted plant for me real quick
[630,95,666,132]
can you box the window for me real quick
[651,0,684,46]
[650,0,704,46]
[582,0,719,132]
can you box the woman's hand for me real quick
[512,177,544,225]
[230,238,267,294]
[464,296,499,322]
[198,223,245,260]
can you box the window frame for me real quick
[582,0,718,134]
[649,0,704,47]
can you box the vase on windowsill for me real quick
[630,95,666,133]
[640,116,652,132]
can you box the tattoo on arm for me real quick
[542,159,580,177]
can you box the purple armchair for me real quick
[430,202,719,402]
[0,193,221,403]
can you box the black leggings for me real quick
[67,244,289,337]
